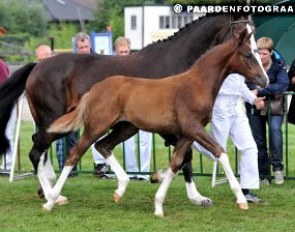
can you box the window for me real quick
[131,15,137,30]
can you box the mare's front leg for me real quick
[151,134,212,207]
[154,138,192,217]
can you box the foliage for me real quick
[0,0,47,36]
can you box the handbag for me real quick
[261,94,284,116]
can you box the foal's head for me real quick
[228,28,268,87]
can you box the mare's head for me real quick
[228,27,268,87]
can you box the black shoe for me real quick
[68,172,78,178]
[93,163,109,178]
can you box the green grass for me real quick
[1,121,295,231]
[0,175,295,232]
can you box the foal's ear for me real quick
[234,28,252,47]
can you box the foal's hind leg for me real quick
[95,122,139,202]
[30,132,68,206]
[42,131,99,212]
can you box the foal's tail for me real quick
[47,92,90,134]
[0,62,36,156]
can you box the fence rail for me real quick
[9,92,295,181]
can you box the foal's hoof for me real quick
[113,192,121,203]
[55,195,69,206]
[237,202,249,210]
[150,169,165,184]
[150,172,160,183]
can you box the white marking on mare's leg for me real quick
[218,153,248,209]
[37,153,53,200]
[42,166,73,212]
[107,154,129,202]
[185,181,213,206]
[154,168,176,217]
[43,158,68,205]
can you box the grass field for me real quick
[0,121,295,231]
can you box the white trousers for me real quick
[1,107,16,170]
[122,130,152,174]
[193,115,259,189]
[92,130,152,173]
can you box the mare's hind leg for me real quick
[30,132,68,205]
[151,134,212,207]
[154,138,192,217]
[95,122,139,202]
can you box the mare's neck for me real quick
[138,15,230,72]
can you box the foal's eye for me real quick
[244,53,253,59]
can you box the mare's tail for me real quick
[47,93,90,134]
[0,62,36,156]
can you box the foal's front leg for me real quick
[193,129,248,210]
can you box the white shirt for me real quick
[213,73,256,118]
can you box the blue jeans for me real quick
[56,131,78,172]
[247,112,284,180]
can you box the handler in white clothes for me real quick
[193,73,265,203]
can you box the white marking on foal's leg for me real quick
[42,166,73,212]
[107,154,129,203]
[218,153,248,210]
[185,181,213,206]
[154,168,176,217]
[43,158,68,205]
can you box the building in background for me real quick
[124,4,204,50]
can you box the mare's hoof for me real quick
[113,192,121,203]
[190,197,213,207]
[55,196,69,206]
[237,202,249,210]
[154,212,164,218]
[37,186,44,199]
[200,199,213,207]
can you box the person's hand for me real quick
[254,97,265,110]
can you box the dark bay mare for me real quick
[47,29,268,216]
[0,14,258,206]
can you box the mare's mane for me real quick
[141,13,227,52]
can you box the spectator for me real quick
[93,37,152,181]
[246,37,289,185]
[287,58,295,124]
[0,58,15,172]
[35,45,53,62]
